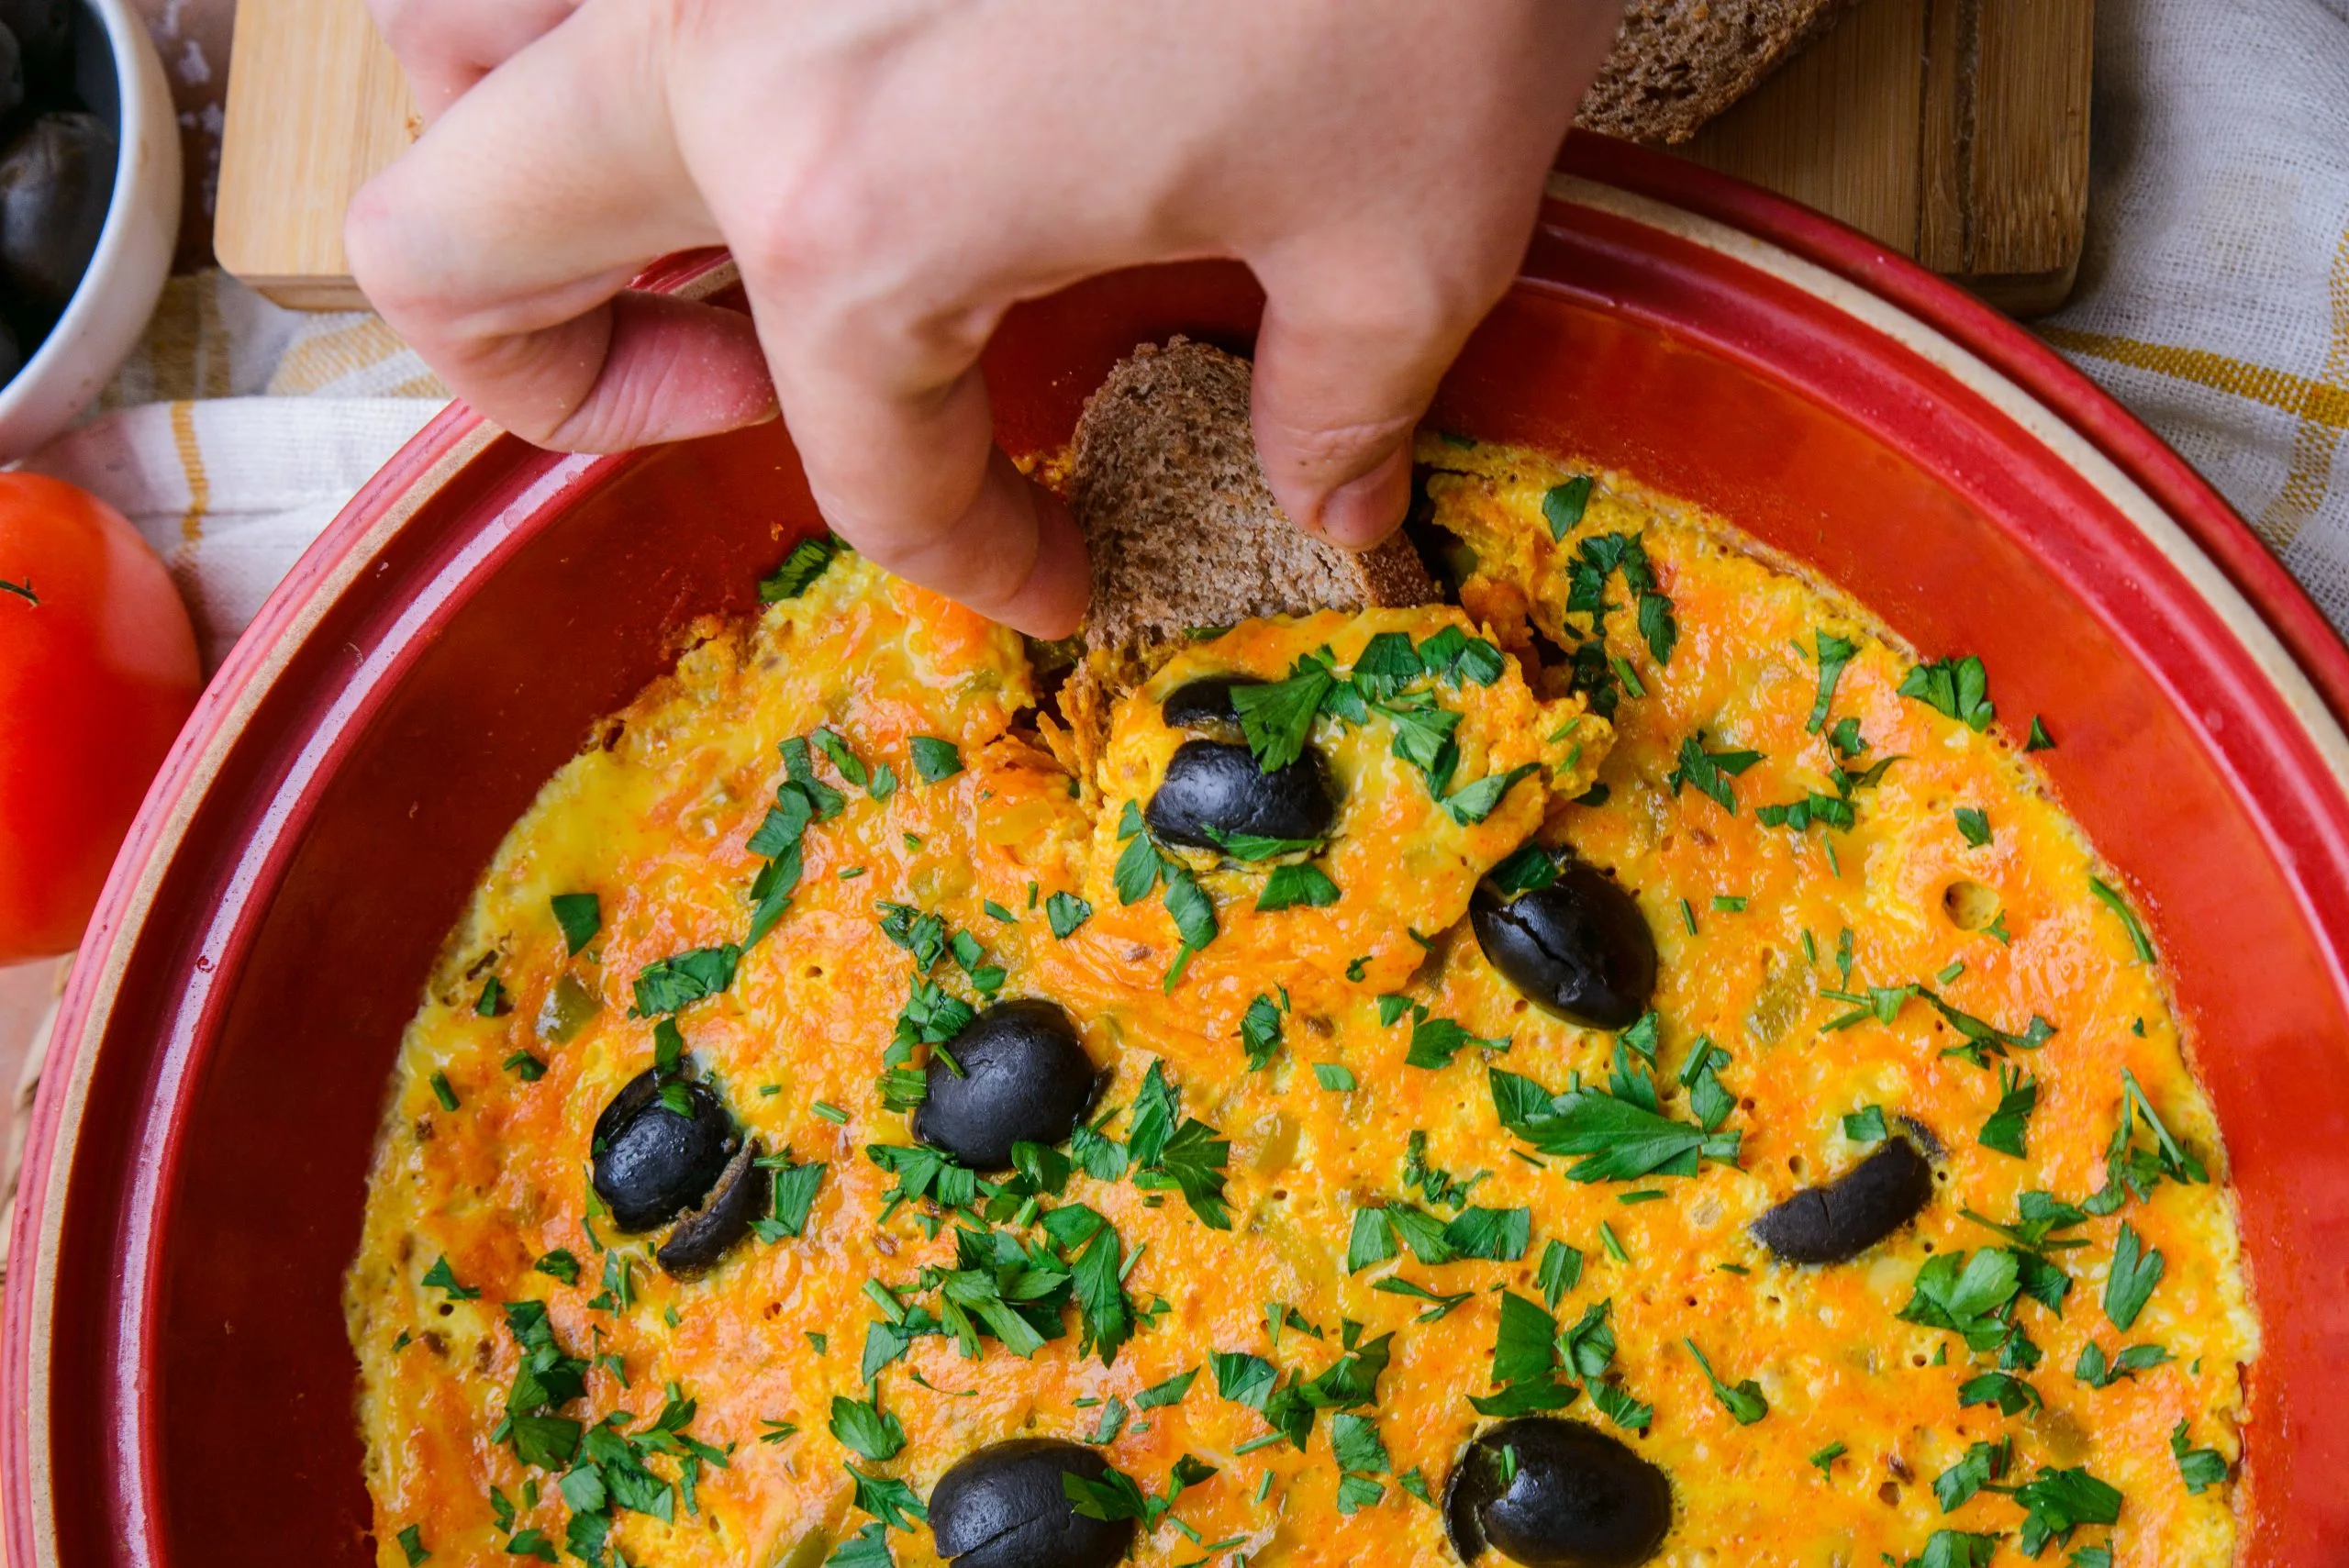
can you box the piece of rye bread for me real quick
[1065,337,1437,656]
[1575,0,1858,145]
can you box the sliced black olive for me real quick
[912,999,1097,1172]
[0,112,116,307]
[1471,864,1657,1030]
[655,1138,768,1277]
[1161,676,1259,732]
[930,1439,1135,1568]
[1145,739,1335,851]
[1444,1418,1671,1568]
[590,1069,738,1232]
[1750,1135,1934,1264]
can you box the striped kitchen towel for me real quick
[17,270,449,669]
[2035,0,2349,628]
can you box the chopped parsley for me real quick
[1258,863,1341,911]
[2028,716,2055,751]
[1667,733,1765,815]
[421,1253,477,1301]
[630,944,740,1017]
[2010,1466,2121,1554]
[1238,993,1284,1071]
[2170,1419,2228,1494]
[1312,1062,1357,1093]
[1044,891,1092,939]
[1489,1050,1741,1183]
[2088,875,2156,962]
[1541,475,1594,540]
[909,737,963,783]
[1900,653,1995,730]
[1954,806,1991,847]
[1684,1339,1767,1424]
[2100,1223,2165,1331]
[1978,1067,2037,1159]
[1842,1105,1888,1142]
[1807,631,1855,733]
[1407,1014,1507,1071]
[759,535,838,600]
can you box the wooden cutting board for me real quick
[217,0,2090,316]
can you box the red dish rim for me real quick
[10,132,2346,1565]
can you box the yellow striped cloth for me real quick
[2035,0,2349,627]
[20,271,449,669]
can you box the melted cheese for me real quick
[348,446,2254,1568]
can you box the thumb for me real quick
[1246,240,1513,550]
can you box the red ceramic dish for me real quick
[11,136,2349,1566]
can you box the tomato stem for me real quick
[0,575,34,606]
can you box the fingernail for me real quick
[1316,447,1409,550]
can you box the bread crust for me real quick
[1065,337,1436,656]
[1576,0,1858,145]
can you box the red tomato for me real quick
[0,475,200,961]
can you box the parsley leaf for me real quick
[1954,806,1991,847]
[1230,661,1336,773]
[2089,875,2156,963]
[1045,892,1092,939]
[1978,1068,2037,1159]
[1899,654,1995,730]
[630,944,741,1017]
[1843,1105,1888,1142]
[909,737,963,784]
[759,536,838,601]
[1486,843,1561,895]
[1204,826,1323,862]
[2170,1419,2228,1495]
[1684,1339,1767,1424]
[420,1255,479,1301]
[1489,1065,1741,1182]
[1542,475,1594,540]
[551,892,602,955]
[1933,1440,2006,1511]
[1807,631,1856,733]
[1258,863,1340,911]
[1238,994,1284,1071]
[1667,734,1765,815]
[2101,1222,2165,1331]
[1408,1016,1506,1071]
[2010,1466,2121,1554]
[829,1391,906,1462]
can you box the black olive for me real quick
[1470,864,1657,1030]
[0,0,63,69]
[0,112,115,308]
[1161,675,1259,731]
[1750,1135,1935,1264]
[912,999,1097,1172]
[1145,739,1335,851]
[930,1439,1135,1568]
[1444,1418,1672,1568]
[590,1069,739,1232]
[655,1138,768,1277]
[0,311,19,387]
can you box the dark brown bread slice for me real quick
[1575,0,1857,145]
[1065,338,1437,654]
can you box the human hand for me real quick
[347,0,1626,638]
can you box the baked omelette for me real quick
[346,436,2256,1568]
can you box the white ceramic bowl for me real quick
[0,0,181,459]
